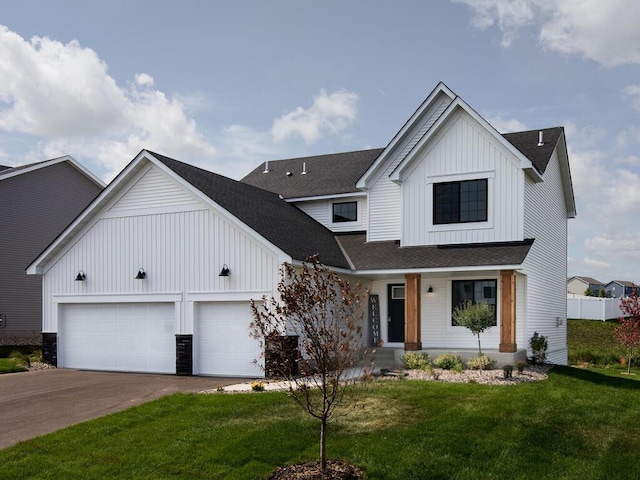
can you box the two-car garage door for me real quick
[59,303,176,374]
[58,301,262,377]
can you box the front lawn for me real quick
[0,358,27,374]
[568,319,640,368]
[1,366,639,479]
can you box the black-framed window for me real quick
[451,279,497,326]
[434,179,487,224]
[333,201,357,223]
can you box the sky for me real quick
[1,0,640,285]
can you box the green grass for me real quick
[567,319,639,367]
[0,357,27,374]
[1,367,640,479]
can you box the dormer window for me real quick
[433,179,487,225]
[333,201,357,223]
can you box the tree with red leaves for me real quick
[614,286,640,375]
[250,255,372,475]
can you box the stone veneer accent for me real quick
[176,334,193,376]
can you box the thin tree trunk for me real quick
[320,415,327,476]
[477,335,483,372]
[629,347,633,375]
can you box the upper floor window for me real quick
[433,179,487,225]
[333,201,357,223]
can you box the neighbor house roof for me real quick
[569,276,604,286]
[336,234,534,271]
[150,152,350,268]
[0,165,10,172]
[241,148,383,199]
[0,156,105,188]
[608,280,636,288]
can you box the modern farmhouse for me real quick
[27,82,575,376]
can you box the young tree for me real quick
[250,256,371,474]
[452,300,495,372]
[615,286,640,374]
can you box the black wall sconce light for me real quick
[427,285,434,294]
[75,270,86,281]
[219,264,230,277]
[135,267,146,280]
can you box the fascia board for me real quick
[285,191,366,203]
[356,82,456,189]
[0,155,105,188]
[390,97,539,183]
[556,131,577,218]
[348,264,525,277]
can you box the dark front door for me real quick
[387,284,405,343]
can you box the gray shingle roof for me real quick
[337,234,534,270]
[503,127,564,174]
[150,151,350,269]
[570,276,603,286]
[241,148,383,199]
[0,165,10,172]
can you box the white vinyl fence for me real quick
[567,295,626,321]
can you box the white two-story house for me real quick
[28,82,575,376]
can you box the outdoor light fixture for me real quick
[219,264,230,277]
[135,268,146,280]
[427,285,433,294]
[75,270,86,281]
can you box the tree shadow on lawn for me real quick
[553,365,640,390]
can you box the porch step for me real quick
[370,348,402,370]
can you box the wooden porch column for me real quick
[404,274,422,351]
[499,270,517,352]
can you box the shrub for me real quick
[433,353,463,371]
[251,381,265,392]
[516,360,527,374]
[401,352,431,370]
[529,332,548,364]
[503,365,514,378]
[466,355,496,370]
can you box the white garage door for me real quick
[197,302,263,377]
[59,303,175,374]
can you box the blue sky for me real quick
[2,1,640,285]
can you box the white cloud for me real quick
[271,89,358,144]
[0,25,216,181]
[455,0,640,67]
[583,258,610,269]
[624,85,640,111]
[486,115,527,133]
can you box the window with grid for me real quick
[433,179,487,224]
[332,201,357,222]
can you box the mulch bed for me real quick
[269,460,364,480]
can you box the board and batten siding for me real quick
[295,196,367,233]
[367,97,452,242]
[523,148,568,364]
[402,111,525,246]
[41,164,283,333]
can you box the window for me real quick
[451,279,497,326]
[433,179,487,224]
[333,201,357,223]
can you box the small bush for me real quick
[516,360,527,374]
[503,365,514,378]
[466,355,496,371]
[530,332,548,364]
[251,381,265,392]
[433,353,463,371]
[401,352,431,370]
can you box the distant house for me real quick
[27,82,575,375]
[604,280,636,298]
[567,276,604,296]
[0,157,104,344]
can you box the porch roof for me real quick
[336,234,534,271]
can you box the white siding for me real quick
[42,164,282,333]
[295,196,368,232]
[523,149,568,364]
[368,97,452,242]
[402,111,524,246]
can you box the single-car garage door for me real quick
[197,302,263,377]
[59,303,175,374]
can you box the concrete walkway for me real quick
[0,369,244,450]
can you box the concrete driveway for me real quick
[0,369,244,450]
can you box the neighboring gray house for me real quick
[604,280,636,298]
[27,82,575,375]
[567,276,604,296]
[0,157,104,344]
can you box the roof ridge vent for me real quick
[263,161,269,174]
[537,131,544,147]
[301,161,307,175]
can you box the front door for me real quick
[387,284,405,343]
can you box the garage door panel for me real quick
[60,303,175,374]
[197,302,263,377]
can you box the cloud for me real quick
[486,115,527,133]
[0,25,216,181]
[271,89,358,144]
[624,85,640,111]
[455,0,640,67]
[583,258,610,269]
